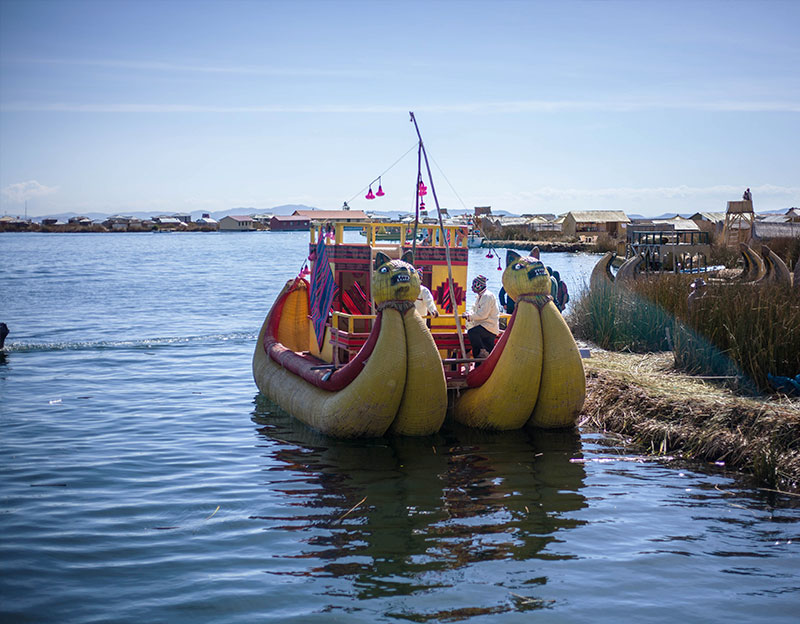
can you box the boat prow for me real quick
[254,278,408,437]
[453,251,585,430]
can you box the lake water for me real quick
[1,232,798,623]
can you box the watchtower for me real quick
[721,199,754,247]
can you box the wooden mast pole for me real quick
[409,111,468,359]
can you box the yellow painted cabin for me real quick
[308,220,491,388]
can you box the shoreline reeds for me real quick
[569,275,800,394]
[570,271,800,490]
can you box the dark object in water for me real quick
[767,373,800,396]
[0,323,8,350]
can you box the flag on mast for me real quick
[309,235,338,351]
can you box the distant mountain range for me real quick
[25,204,316,223]
[24,204,517,223]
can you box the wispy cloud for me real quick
[2,180,58,203]
[506,184,800,203]
[3,99,798,114]
[10,57,367,78]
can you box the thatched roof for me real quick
[753,221,800,240]
[566,210,630,223]
[651,218,700,231]
[689,212,726,223]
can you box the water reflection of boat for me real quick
[252,114,585,438]
[252,395,587,614]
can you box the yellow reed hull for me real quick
[528,301,586,428]
[391,310,448,435]
[452,301,544,430]
[452,299,585,430]
[253,306,408,438]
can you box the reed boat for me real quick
[253,112,586,437]
[253,218,586,436]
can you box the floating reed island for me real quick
[572,244,800,493]
[580,348,800,494]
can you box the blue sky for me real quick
[1,0,798,218]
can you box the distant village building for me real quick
[291,209,369,226]
[653,217,702,234]
[219,215,255,231]
[269,209,369,232]
[757,214,791,224]
[526,215,560,232]
[68,216,93,227]
[103,215,136,231]
[754,208,800,225]
[488,215,529,227]
[41,217,59,226]
[251,213,273,226]
[172,213,192,224]
[562,210,630,239]
[0,215,31,231]
[752,221,800,241]
[196,213,218,228]
[688,212,727,234]
[270,214,310,231]
[152,216,185,231]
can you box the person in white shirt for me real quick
[415,284,439,319]
[464,275,499,358]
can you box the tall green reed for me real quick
[570,275,800,394]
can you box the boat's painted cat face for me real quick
[502,250,551,299]
[372,251,421,304]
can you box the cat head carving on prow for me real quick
[502,250,550,299]
[372,250,420,306]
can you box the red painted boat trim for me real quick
[262,278,383,392]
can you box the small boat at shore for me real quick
[253,221,587,437]
[253,114,586,437]
[467,233,484,248]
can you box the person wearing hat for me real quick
[464,274,499,359]
[688,277,707,312]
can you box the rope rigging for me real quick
[409,111,468,360]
